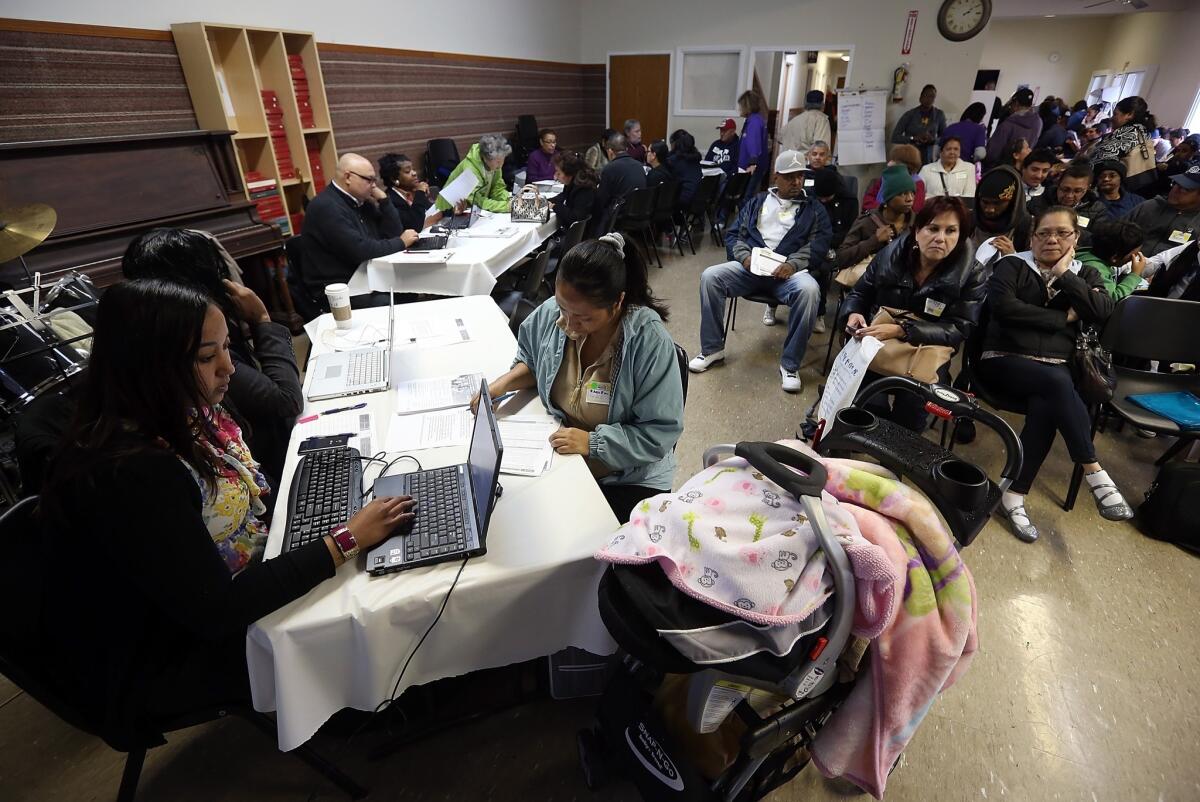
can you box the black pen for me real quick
[321,401,368,416]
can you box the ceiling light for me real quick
[840,54,849,61]
[1044,14,1056,17]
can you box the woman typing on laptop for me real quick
[35,280,414,737]
[474,234,684,523]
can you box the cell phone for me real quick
[298,434,352,454]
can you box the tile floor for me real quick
[2,234,1197,802]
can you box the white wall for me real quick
[1094,8,1200,126]
[2,0,582,63]
[978,17,1117,105]
[581,0,986,180]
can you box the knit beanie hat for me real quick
[976,165,1019,202]
[1093,159,1126,180]
[811,167,840,198]
[880,164,916,203]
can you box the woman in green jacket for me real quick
[1076,219,1147,302]
[435,134,513,214]
[480,234,683,522]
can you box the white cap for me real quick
[774,150,806,174]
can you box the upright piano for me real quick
[0,130,285,292]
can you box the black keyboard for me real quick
[408,234,448,251]
[443,213,474,230]
[404,466,468,563]
[282,447,363,553]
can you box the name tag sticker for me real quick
[585,381,612,405]
[804,179,815,187]
[924,298,947,317]
[1169,229,1193,244]
[1076,215,1090,228]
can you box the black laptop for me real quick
[366,380,504,574]
[443,204,481,230]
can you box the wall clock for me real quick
[937,0,992,42]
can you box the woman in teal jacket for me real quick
[435,134,512,214]
[482,234,683,522]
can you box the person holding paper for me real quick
[690,150,832,393]
[434,134,513,214]
[475,234,682,523]
[839,196,985,432]
[298,153,419,299]
[976,206,1129,543]
[969,165,1033,270]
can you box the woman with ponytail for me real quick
[478,234,683,522]
[1087,96,1159,197]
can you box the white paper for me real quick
[438,170,480,208]
[394,315,473,350]
[455,226,519,238]
[497,415,558,477]
[300,409,377,456]
[836,90,888,166]
[974,236,999,267]
[385,408,474,451]
[394,372,484,414]
[818,336,885,425]
[750,247,787,277]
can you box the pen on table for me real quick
[297,402,367,424]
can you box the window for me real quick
[1186,87,1200,133]
[1087,66,1158,110]
[674,47,747,116]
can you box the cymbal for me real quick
[0,203,57,263]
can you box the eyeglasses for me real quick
[1033,229,1077,240]
[348,170,378,185]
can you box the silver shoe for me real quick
[1090,481,1134,521]
[1002,504,1039,543]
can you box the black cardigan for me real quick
[298,183,407,293]
[387,186,433,232]
[550,182,596,231]
[983,254,1114,360]
[34,449,334,749]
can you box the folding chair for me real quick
[678,175,721,255]
[613,185,662,269]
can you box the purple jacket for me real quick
[738,113,769,173]
[942,120,987,162]
[525,148,557,182]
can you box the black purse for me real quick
[1071,324,1116,406]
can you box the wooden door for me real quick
[609,54,669,143]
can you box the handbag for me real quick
[834,255,872,289]
[509,184,551,223]
[1070,324,1116,406]
[867,307,953,384]
[1121,129,1156,193]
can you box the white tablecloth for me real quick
[348,212,556,298]
[249,296,618,750]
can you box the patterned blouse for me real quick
[177,406,271,575]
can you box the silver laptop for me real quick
[306,295,394,401]
[366,380,504,575]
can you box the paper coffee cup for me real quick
[325,283,352,329]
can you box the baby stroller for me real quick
[578,377,1022,801]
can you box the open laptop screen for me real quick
[467,381,503,534]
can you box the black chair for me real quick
[425,138,461,186]
[0,497,368,802]
[544,216,589,293]
[677,174,721,256]
[674,343,689,406]
[613,185,662,269]
[284,236,323,322]
[651,179,683,257]
[710,172,753,246]
[1099,295,1200,465]
[515,115,539,162]
[723,292,782,342]
[495,248,551,333]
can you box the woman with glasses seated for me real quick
[976,206,1132,543]
[34,279,414,744]
[525,128,559,183]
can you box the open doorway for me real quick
[748,46,854,164]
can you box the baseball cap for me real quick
[1171,165,1200,190]
[716,118,737,132]
[774,150,806,174]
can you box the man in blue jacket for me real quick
[689,150,832,393]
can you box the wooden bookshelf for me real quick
[172,22,340,234]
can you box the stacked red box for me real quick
[289,211,305,236]
[288,54,317,128]
[244,170,291,236]
[261,89,297,179]
[307,146,326,192]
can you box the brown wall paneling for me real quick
[317,46,606,174]
[0,28,198,142]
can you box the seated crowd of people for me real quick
[18,81,1197,756]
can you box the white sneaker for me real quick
[762,306,778,326]
[813,317,827,334]
[688,351,725,373]
[780,366,802,393]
